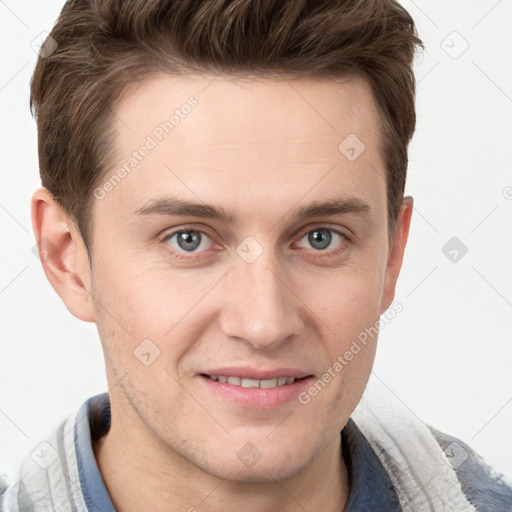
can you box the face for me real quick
[86,73,401,482]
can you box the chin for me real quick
[208,456,307,484]
[193,439,317,484]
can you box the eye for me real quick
[298,228,346,252]
[164,229,213,254]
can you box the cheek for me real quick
[92,250,203,332]
[300,254,385,410]
[90,253,226,374]
[313,258,386,345]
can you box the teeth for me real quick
[208,375,298,388]
[259,378,277,388]
[242,378,260,388]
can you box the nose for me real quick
[219,249,305,350]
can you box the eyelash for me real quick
[161,225,351,261]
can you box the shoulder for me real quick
[0,394,111,512]
[429,425,512,512]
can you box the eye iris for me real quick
[308,229,331,250]
[177,231,201,251]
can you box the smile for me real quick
[203,375,299,388]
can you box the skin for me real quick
[32,73,413,512]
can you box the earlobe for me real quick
[31,187,95,322]
[379,196,414,314]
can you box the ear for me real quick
[31,187,95,322]
[379,196,413,313]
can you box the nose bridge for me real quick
[219,247,304,349]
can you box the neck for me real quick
[93,403,350,512]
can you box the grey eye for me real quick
[302,229,343,251]
[167,230,211,253]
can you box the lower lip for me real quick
[199,375,313,409]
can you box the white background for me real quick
[1,0,511,482]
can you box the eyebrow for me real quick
[130,195,370,225]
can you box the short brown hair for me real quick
[30,0,423,251]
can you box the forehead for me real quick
[113,72,379,151]
[95,73,386,227]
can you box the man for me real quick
[1,0,511,511]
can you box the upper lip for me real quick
[199,366,312,380]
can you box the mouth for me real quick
[200,374,308,388]
[197,368,314,409]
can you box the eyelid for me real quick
[294,223,352,243]
[160,224,215,242]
